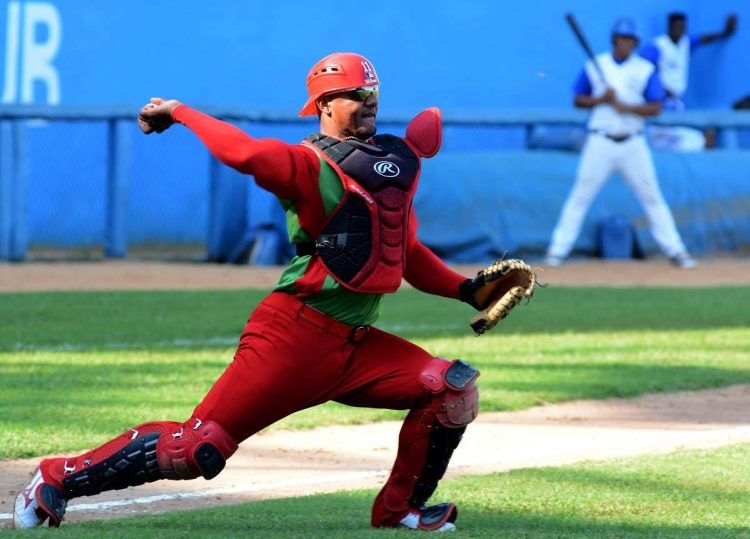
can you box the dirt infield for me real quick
[1,259,749,528]
[1,257,749,292]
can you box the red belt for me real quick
[263,292,370,343]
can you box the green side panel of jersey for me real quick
[281,199,310,244]
[317,154,346,214]
[273,154,383,326]
[274,255,312,291]
[279,154,343,244]
[305,274,384,326]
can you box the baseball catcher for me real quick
[14,52,534,533]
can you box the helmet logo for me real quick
[361,60,374,79]
[374,161,400,177]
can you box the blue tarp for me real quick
[217,150,750,264]
[417,150,750,261]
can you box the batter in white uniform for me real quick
[545,17,697,269]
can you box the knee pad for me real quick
[156,417,239,480]
[419,359,480,428]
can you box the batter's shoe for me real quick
[398,502,457,532]
[543,255,564,267]
[13,461,67,528]
[669,252,698,269]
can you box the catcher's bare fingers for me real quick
[138,102,162,118]
[139,99,180,117]
[137,116,154,134]
[137,99,180,134]
[137,103,158,134]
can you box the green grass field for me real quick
[2,444,749,538]
[1,285,750,536]
[1,286,749,458]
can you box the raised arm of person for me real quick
[137,98,319,201]
[697,14,737,45]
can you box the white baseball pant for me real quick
[547,133,687,259]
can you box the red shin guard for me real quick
[41,417,238,500]
[371,359,479,527]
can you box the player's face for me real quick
[668,19,686,41]
[613,36,638,59]
[319,88,379,140]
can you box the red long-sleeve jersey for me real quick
[173,105,466,325]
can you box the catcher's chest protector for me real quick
[302,134,420,293]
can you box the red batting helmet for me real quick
[298,52,380,117]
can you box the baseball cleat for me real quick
[543,255,564,267]
[398,502,457,532]
[669,252,698,269]
[13,464,67,529]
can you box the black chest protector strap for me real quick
[296,195,372,281]
[295,232,350,256]
[307,134,357,164]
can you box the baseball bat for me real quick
[565,13,609,86]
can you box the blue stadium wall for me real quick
[1,0,749,260]
[2,0,746,109]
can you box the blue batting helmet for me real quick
[611,17,640,40]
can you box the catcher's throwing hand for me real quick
[459,259,538,336]
[137,97,181,134]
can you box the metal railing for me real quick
[2,105,750,261]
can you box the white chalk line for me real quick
[8,323,461,352]
[0,469,387,521]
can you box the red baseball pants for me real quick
[40,292,477,527]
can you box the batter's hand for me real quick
[599,89,616,105]
[612,99,630,113]
[138,97,181,134]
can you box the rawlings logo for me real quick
[374,161,400,178]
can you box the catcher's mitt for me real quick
[459,259,537,336]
